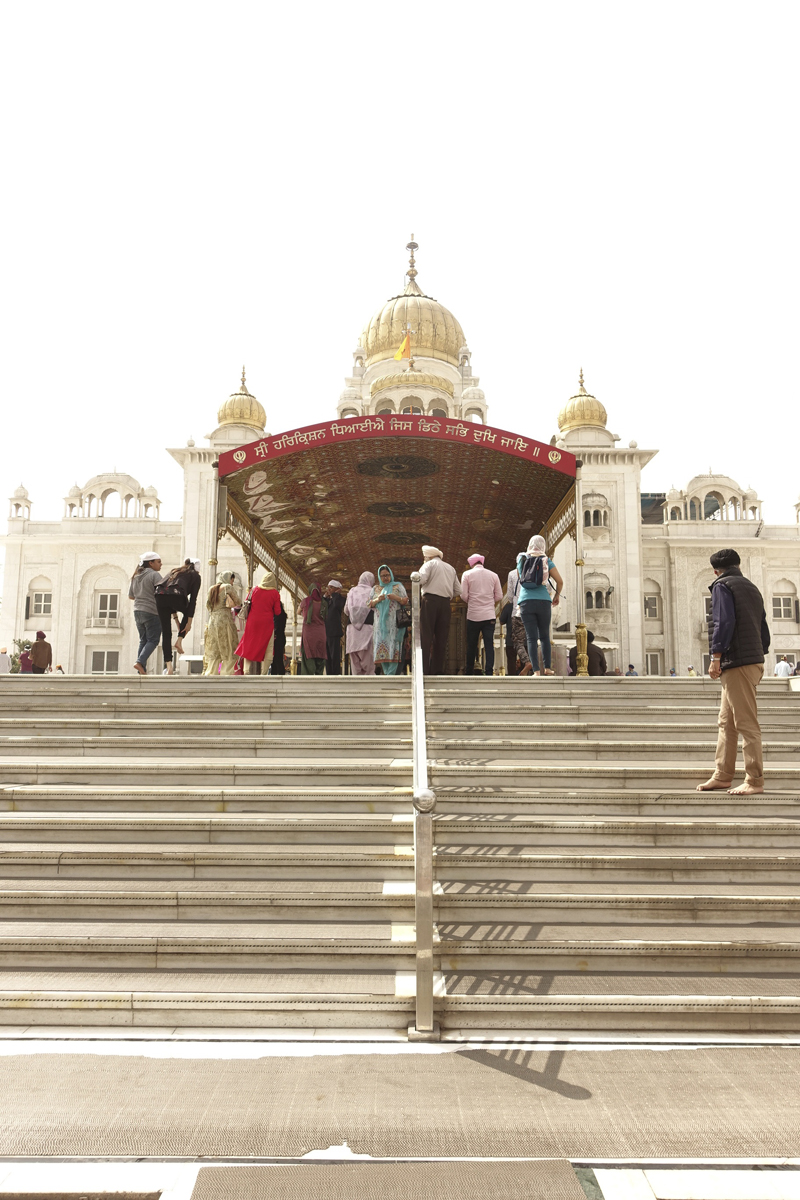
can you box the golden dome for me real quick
[361,238,465,368]
[370,371,454,397]
[557,370,607,433]
[217,367,266,430]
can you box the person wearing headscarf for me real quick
[344,571,376,675]
[18,647,33,674]
[368,565,408,675]
[516,534,564,676]
[300,584,327,674]
[418,546,461,676]
[460,553,503,675]
[323,580,346,675]
[270,598,288,675]
[203,570,242,675]
[235,571,282,675]
[129,551,163,675]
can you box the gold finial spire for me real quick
[240,365,250,395]
[406,233,418,281]
[579,368,585,393]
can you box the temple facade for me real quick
[2,248,799,675]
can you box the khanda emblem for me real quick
[549,450,562,464]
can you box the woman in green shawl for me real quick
[368,564,408,675]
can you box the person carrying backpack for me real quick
[516,535,564,676]
[154,558,202,675]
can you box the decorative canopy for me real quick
[219,415,576,591]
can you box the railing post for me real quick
[408,571,439,1041]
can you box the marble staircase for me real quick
[0,674,799,1034]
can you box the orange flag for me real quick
[394,333,411,361]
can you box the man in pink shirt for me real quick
[460,553,503,675]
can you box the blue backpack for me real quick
[519,555,548,588]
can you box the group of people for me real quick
[124,538,567,679]
[129,553,290,677]
[417,536,564,678]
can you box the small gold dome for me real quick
[557,370,607,433]
[217,367,266,430]
[361,238,465,368]
[370,372,454,397]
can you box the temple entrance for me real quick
[218,414,576,674]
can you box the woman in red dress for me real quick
[235,572,283,675]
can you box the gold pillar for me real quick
[575,619,589,678]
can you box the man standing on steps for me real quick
[774,656,794,678]
[323,581,346,675]
[418,546,461,675]
[697,548,771,796]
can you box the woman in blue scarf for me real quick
[368,564,408,675]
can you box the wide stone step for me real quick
[0,738,413,759]
[427,722,800,741]
[0,920,416,969]
[0,968,798,1030]
[0,758,412,788]
[5,785,800,816]
[0,845,416,880]
[430,762,800,790]
[438,925,800,972]
[427,740,800,761]
[434,848,800,881]
[1,879,799,922]
[2,811,799,848]
[0,786,414,814]
[0,812,416,843]
[0,879,415,918]
[0,718,413,738]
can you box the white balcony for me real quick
[86,616,121,629]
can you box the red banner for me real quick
[219,415,576,479]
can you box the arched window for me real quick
[465,410,483,424]
[593,510,601,526]
[670,507,681,521]
[377,408,392,416]
[602,511,608,526]
[584,510,591,527]
[341,408,359,418]
[431,408,447,418]
[704,493,722,520]
[643,579,662,620]
[595,590,604,609]
[401,405,422,415]
[585,591,594,610]
[689,499,699,520]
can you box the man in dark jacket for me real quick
[568,630,607,676]
[323,580,346,675]
[697,548,770,795]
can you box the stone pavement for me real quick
[0,1044,798,1158]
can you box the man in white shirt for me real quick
[774,656,794,678]
[0,648,11,674]
[461,553,503,675]
[418,546,461,675]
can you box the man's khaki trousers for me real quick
[712,662,764,788]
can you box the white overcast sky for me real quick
[1,1,798,541]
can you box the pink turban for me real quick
[467,554,485,567]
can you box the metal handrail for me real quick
[409,572,437,1041]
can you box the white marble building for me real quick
[3,256,799,675]
[0,373,268,674]
[552,373,800,674]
